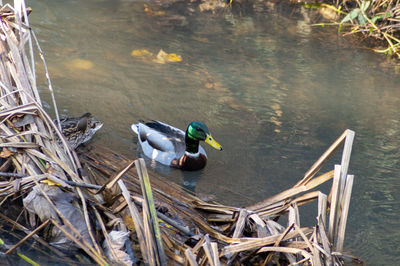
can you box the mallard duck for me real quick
[131,120,222,171]
[55,113,103,149]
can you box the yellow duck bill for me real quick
[205,134,223,151]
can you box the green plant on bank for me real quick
[304,0,400,58]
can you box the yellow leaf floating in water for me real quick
[166,53,182,62]
[130,49,154,58]
[67,58,93,70]
[154,49,182,64]
[131,49,182,64]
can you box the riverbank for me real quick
[300,0,400,59]
[146,0,400,59]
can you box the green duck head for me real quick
[185,121,222,153]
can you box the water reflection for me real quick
[28,0,400,265]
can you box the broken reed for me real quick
[303,0,400,58]
[75,129,361,265]
[0,2,101,264]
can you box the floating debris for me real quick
[130,48,154,58]
[144,3,166,16]
[155,49,182,64]
[131,48,182,64]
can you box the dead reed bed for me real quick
[0,1,363,265]
[76,129,362,265]
[0,1,106,264]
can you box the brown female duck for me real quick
[55,113,103,149]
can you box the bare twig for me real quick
[5,219,50,255]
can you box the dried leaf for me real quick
[0,148,13,158]
[166,53,182,62]
[130,49,154,58]
[23,185,93,251]
[104,231,133,265]
[131,49,182,64]
[154,49,182,64]
[66,58,93,70]
[144,4,165,16]
[46,162,57,174]
[123,215,136,231]
[41,179,60,186]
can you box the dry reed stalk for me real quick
[96,160,134,194]
[296,130,349,187]
[185,248,198,266]
[222,227,313,255]
[317,215,332,264]
[118,179,147,262]
[5,219,50,255]
[126,194,195,237]
[248,213,269,238]
[258,246,313,261]
[232,209,248,239]
[210,242,220,266]
[263,222,296,264]
[136,158,167,265]
[202,234,215,266]
[248,170,334,213]
[0,212,68,258]
[51,219,108,266]
[335,174,354,252]
[92,206,118,262]
[328,164,342,243]
[317,192,327,227]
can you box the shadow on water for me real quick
[21,0,400,264]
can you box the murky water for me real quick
[25,0,400,264]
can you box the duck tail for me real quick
[131,123,139,135]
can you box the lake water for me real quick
[26,0,400,264]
